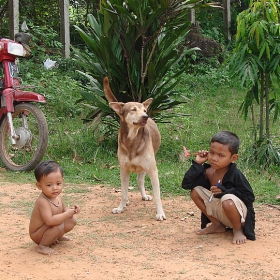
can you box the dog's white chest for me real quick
[120,155,145,173]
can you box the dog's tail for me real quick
[103,76,118,103]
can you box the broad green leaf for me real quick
[75,0,222,125]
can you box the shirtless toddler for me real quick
[29,161,80,255]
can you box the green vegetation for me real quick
[73,0,219,128]
[229,0,280,168]
[0,1,279,206]
[1,59,279,205]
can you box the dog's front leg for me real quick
[137,172,152,201]
[112,168,130,214]
[149,169,166,221]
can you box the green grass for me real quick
[0,62,279,205]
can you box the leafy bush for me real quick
[246,138,280,169]
[26,22,63,57]
[229,0,280,168]
[17,58,84,118]
[73,0,220,129]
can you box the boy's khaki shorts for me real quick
[194,186,247,228]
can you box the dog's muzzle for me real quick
[134,115,148,125]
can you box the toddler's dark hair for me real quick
[34,160,63,181]
[211,131,239,155]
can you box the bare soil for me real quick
[0,170,280,280]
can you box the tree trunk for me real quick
[187,9,195,23]
[59,0,70,58]
[222,0,231,41]
[259,70,264,141]
[250,90,257,142]
[265,71,270,138]
[8,0,19,39]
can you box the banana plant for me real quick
[73,0,220,127]
[229,0,280,167]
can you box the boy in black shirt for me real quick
[182,131,255,244]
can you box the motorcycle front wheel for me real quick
[0,103,48,171]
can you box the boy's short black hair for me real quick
[211,131,239,155]
[34,160,63,182]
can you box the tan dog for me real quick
[103,77,166,221]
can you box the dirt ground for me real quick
[0,170,280,280]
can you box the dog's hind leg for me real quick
[112,168,130,214]
[137,172,152,201]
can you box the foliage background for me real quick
[3,57,280,206]
[0,0,279,206]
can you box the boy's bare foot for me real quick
[232,229,246,244]
[37,245,58,256]
[58,235,71,241]
[196,223,226,235]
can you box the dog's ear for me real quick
[143,98,153,109]
[109,102,124,115]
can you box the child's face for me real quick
[207,141,238,170]
[36,170,64,199]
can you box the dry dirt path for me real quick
[0,178,280,280]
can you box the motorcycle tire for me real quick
[0,103,48,171]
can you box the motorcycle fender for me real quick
[14,90,46,103]
[2,88,46,106]
[1,89,46,117]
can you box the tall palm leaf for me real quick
[73,0,220,127]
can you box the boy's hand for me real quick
[210,185,223,196]
[195,150,208,165]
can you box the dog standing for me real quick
[103,77,166,221]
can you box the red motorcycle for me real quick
[0,32,48,171]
